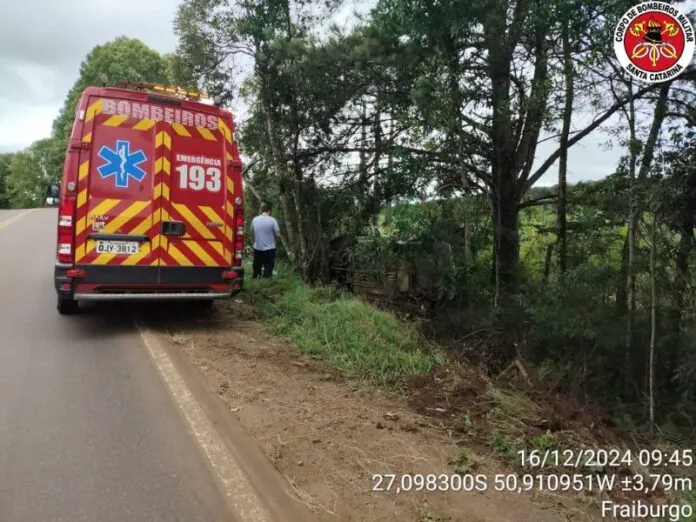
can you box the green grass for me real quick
[238,262,442,387]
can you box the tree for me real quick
[555,10,576,275]
[660,128,696,338]
[174,0,375,278]
[368,0,696,299]
[51,37,173,168]
[5,139,62,208]
[0,153,13,209]
[163,52,198,90]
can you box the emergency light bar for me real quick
[114,80,209,102]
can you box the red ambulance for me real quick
[53,82,245,314]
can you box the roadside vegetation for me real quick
[216,258,695,514]
[223,264,442,387]
[223,254,696,507]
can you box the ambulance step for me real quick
[75,291,229,301]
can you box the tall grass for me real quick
[239,264,442,387]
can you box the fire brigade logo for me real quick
[97,140,147,189]
[614,3,695,83]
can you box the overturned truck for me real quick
[328,234,458,314]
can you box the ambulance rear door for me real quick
[159,114,233,284]
[73,95,164,284]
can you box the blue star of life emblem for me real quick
[97,140,147,189]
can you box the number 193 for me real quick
[176,164,222,192]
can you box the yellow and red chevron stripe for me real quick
[79,200,153,266]
[217,117,234,145]
[167,203,228,266]
[80,129,174,267]
[74,107,237,269]
[75,113,162,266]
[85,98,103,122]
[152,132,174,267]
[100,114,157,131]
[163,119,235,267]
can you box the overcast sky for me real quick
[1,0,690,187]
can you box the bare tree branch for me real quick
[524,68,696,189]
[519,193,557,209]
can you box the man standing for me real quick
[251,202,281,279]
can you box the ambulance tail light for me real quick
[234,205,244,263]
[57,197,76,265]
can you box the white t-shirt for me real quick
[251,215,280,251]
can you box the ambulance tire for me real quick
[57,296,80,315]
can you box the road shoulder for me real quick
[154,315,596,522]
[137,321,314,522]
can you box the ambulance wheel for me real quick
[57,296,79,315]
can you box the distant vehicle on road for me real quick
[53,81,245,314]
[45,184,60,207]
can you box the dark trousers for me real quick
[253,248,276,279]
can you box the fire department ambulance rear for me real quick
[53,82,245,314]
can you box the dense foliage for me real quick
[171,0,696,435]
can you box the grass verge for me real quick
[228,263,442,387]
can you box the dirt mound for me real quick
[406,363,619,452]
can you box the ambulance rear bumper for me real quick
[54,264,244,300]
[75,292,231,301]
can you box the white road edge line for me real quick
[135,321,272,522]
[0,209,34,230]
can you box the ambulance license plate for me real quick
[95,240,139,255]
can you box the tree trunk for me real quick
[492,181,521,295]
[257,67,305,267]
[648,212,657,436]
[674,229,693,314]
[556,22,573,275]
[371,104,382,231]
[625,88,638,392]
[636,84,671,183]
[626,84,671,386]
[357,100,369,234]
[484,0,516,306]
[616,234,628,315]
[484,0,547,301]
[278,185,298,263]
[625,82,670,391]
[291,176,309,275]
[543,243,553,283]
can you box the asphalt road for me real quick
[0,209,232,522]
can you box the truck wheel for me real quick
[57,296,79,315]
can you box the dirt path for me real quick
[157,313,601,522]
